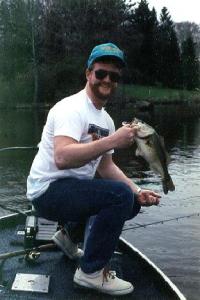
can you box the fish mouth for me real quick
[122,121,154,138]
[136,133,152,139]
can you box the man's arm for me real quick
[97,154,141,194]
[54,125,137,169]
[97,154,161,206]
[54,135,114,169]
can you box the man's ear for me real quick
[86,68,91,80]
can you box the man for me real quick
[27,43,161,296]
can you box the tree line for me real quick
[0,0,199,106]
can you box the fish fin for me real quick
[159,135,171,165]
[162,176,175,194]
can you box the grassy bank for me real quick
[121,84,200,103]
[1,80,200,108]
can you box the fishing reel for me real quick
[24,250,40,263]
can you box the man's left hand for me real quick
[137,190,161,206]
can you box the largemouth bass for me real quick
[125,118,175,194]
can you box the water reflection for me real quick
[0,109,46,148]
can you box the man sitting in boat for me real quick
[26,43,161,296]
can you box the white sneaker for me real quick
[52,229,84,259]
[73,267,134,296]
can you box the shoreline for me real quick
[1,95,200,111]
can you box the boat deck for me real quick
[0,215,185,300]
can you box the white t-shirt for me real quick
[27,89,115,200]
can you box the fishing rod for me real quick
[0,146,38,152]
[0,203,28,216]
[0,243,56,261]
[122,212,200,231]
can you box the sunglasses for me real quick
[94,69,121,83]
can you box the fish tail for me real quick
[162,176,175,194]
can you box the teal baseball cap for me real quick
[87,43,125,68]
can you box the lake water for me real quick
[0,106,200,300]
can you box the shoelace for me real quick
[102,267,116,286]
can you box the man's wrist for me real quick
[136,187,142,194]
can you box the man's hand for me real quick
[137,190,161,206]
[110,124,139,149]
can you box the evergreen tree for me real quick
[127,0,159,84]
[157,7,181,88]
[181,35,199,90]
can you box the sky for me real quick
[146,0,200,24]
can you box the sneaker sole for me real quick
[73,277,134,296]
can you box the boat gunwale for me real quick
[118,237,186,300]
[0,210,31,230]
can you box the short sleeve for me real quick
[53,105,84,142]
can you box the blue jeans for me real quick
[32,177,141,273]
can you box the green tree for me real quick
[0,0,32,79]
[181,35,199,90]
[38,0,128,103]
[1,0,194,107]
[175,22,200,62]
[126,0,159,85]
[157,7,181,88]
[0,0,43,105]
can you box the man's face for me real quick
[86,62,121,101]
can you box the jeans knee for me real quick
[123,186,134,213]
[114,182,134,216]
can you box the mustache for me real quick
[96,82,113,88]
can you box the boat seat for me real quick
[24,214,58,248]
[25,206,95,250]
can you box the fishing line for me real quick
[164,195,200,201]
[0,203,28,216]
[122,212,200,231]
[0,146,38,152]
